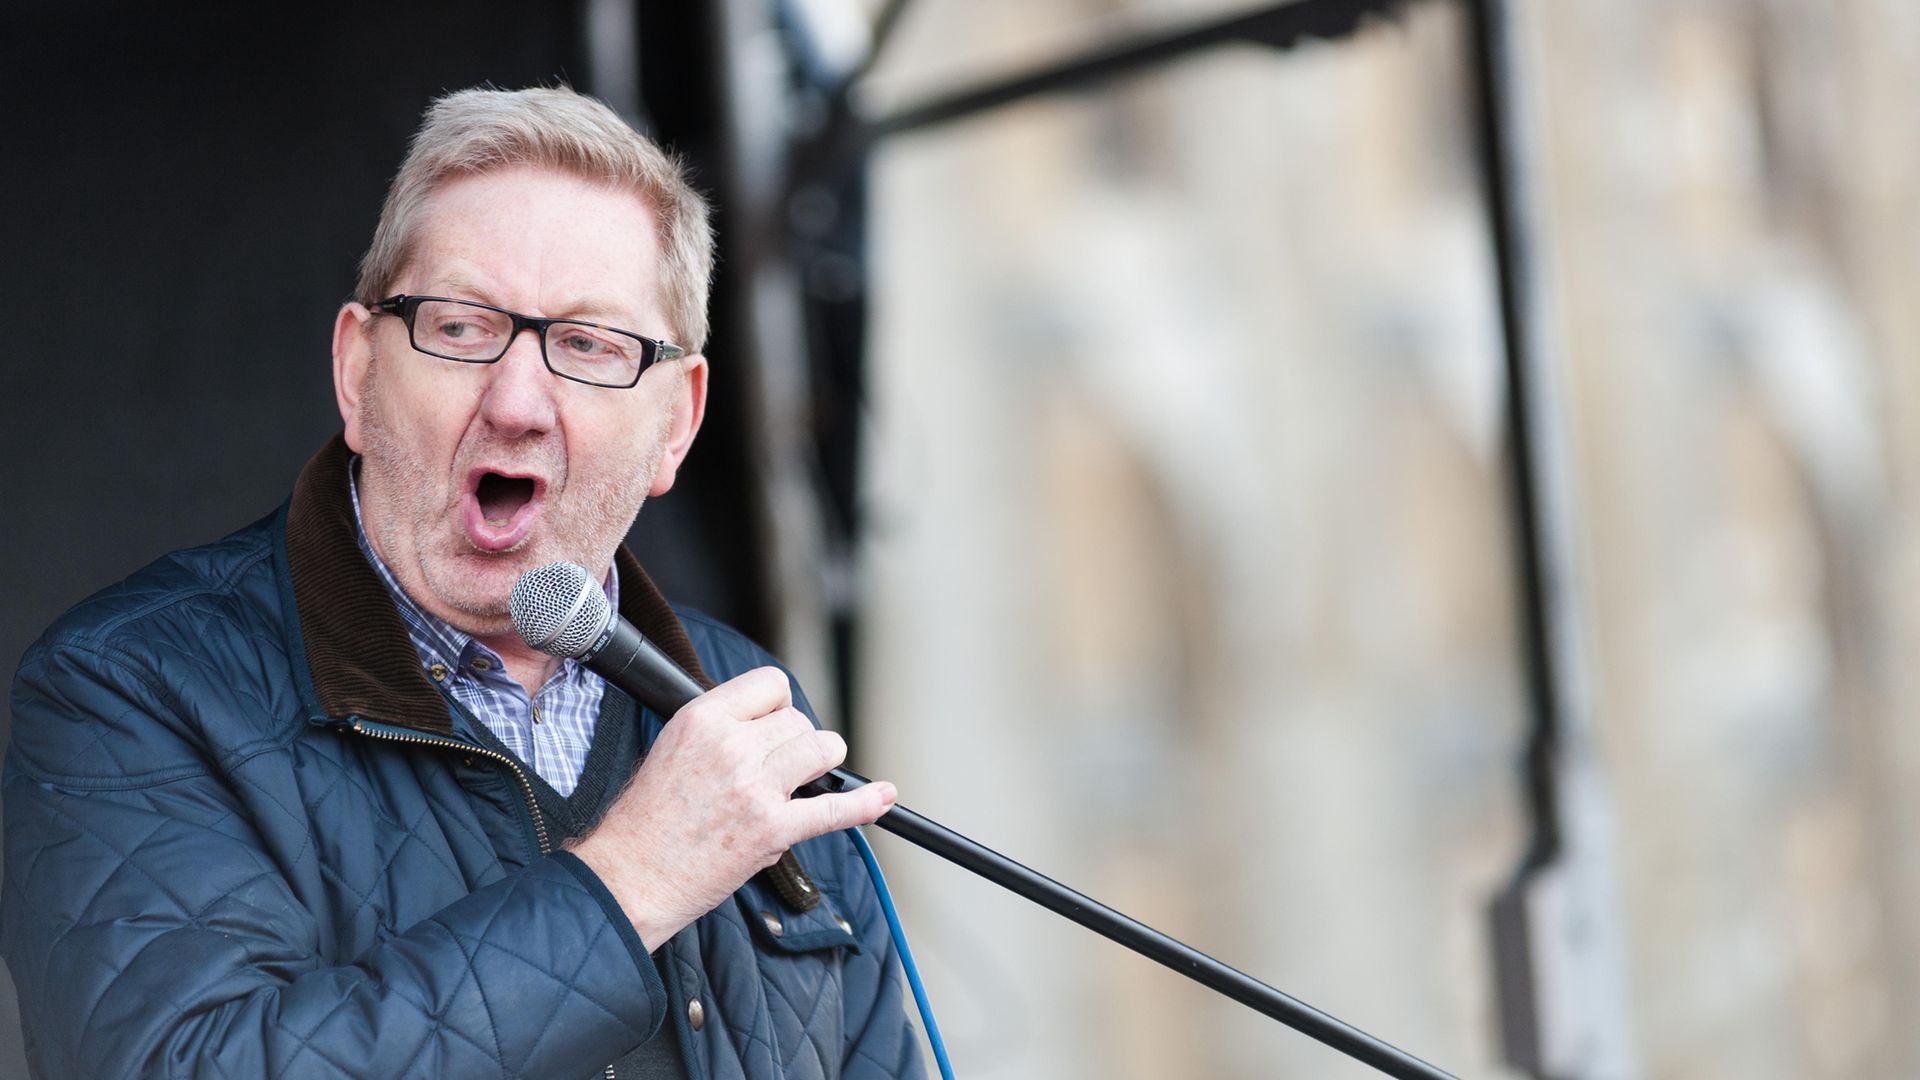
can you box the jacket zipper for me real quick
[347,719,551,854]
[346,720,621,1079]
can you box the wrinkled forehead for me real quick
[401,166,667,326]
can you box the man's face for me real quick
[332,166,707,637]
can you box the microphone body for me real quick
[579,613,705,715]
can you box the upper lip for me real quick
[465,465,550,495]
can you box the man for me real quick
[2,86,922,1079]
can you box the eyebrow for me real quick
[425,278,644,329]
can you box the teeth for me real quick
[486,517,510,527]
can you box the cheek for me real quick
[559,415,665,514]
[389,384,484,464]
[570,398,660,462]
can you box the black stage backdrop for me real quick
[0,6,765,1073]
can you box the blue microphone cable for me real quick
[849,826,956,1080]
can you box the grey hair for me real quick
[355,85,714,350]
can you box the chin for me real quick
[425,559,523,624]
[443,590,515,625]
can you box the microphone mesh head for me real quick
[510,562,611,658]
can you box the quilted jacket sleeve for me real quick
[2,637,662,1080]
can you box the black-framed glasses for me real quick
[371,295,686,389]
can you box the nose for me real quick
[477,327,559,437]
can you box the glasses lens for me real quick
[412,300,513,361]
[544,322,646,387]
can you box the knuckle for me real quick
[678,697,723,727]
[751,803,788,847]
[725,769,760,804]
[774,710,815,744]
[814,731,846,769]
[818,796,847,833]
[754,666,793,698]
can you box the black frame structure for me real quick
[682,0,1631,1075]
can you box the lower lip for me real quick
[462,492,540,552]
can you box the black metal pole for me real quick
[810,771,1458,1080]
[863,0,1409,143]
[1465,0,1577,1072]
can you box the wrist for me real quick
[566,831,693,949]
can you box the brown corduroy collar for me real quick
[285,434,712,734]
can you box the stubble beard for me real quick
[355,358,670,633]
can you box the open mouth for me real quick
[476,471,536,527]
[462,468,546,552]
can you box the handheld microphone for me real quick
[507,561,865,796]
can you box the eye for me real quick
[432,313,497,340]
[557,330,612,356]
[415,301,507,355]
[550,325,637,368]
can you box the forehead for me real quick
[406,166,664,324]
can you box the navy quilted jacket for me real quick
[1,438,924,1080]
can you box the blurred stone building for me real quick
[843,1,1920,1077]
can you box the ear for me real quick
[648,354,709,497]
[332,302,376,452]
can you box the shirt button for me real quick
[427,662,449,683]
[471,657,492,671]
[687,997,705,1031]
[760,911,784,937]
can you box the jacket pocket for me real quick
[733,876,864,955]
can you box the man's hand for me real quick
[567,667,897,948]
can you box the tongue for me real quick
[476,473,535,525]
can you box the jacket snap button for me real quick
[760,910,784,937]
[687,997,705,1031]
[833,916,852,935]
